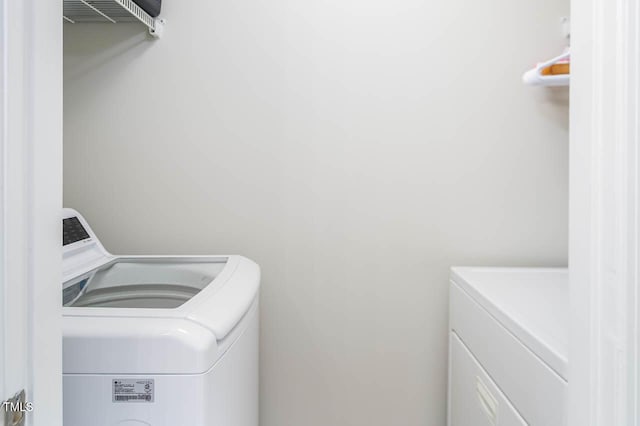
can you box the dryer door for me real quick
[449,332,527,426]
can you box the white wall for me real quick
[63,0,569,424]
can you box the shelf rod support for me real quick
[62,15,75,23]
[79,0,116,23]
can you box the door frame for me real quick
[0,0,63,424]
[569,0,640,424]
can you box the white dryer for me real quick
[62,209,260,426]
[448,267,568,426]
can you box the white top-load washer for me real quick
[62,209,260,426]
[448,267,568,426]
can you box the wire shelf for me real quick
[63,0,164,37]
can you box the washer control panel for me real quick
[63,216,90,246]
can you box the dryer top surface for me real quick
[450,267,568,379]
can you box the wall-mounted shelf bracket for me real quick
[149,18,165,38]
[561,17,570,42]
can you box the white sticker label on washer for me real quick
[112,379,154,403]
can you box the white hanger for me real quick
[522,50,570,87]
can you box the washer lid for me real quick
[62,256,260,374]
[63,258,228,309]
[450,267,568,379]
[62,209,261,344]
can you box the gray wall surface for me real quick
[64,0,569,424]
